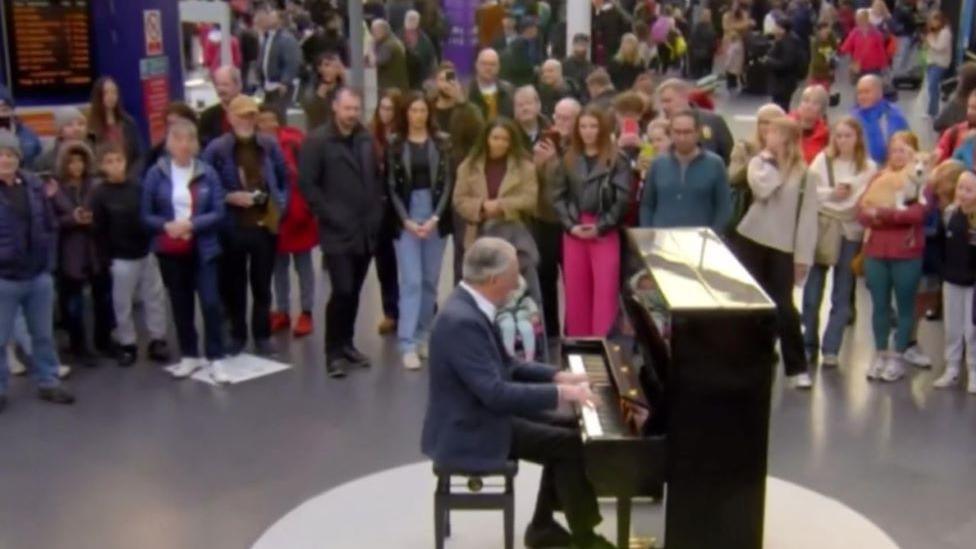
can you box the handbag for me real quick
[814,158,845,266]
[850,229,869,277]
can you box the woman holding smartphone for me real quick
[802,116,878,368]
[551,106,631,337]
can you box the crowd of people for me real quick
[2,0,976,417]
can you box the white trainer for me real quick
[866,355,887,380]
[881,355,907,382]
[788,372,813,390]
[8,347,26,376]
[821,354,839,368]
[402,351,422,371]
[170,357,203,379]
[210,360,231,384]
[933,365,961,389]
[417,340,429,360]
[57,365,72,379]
[903,345,932,368]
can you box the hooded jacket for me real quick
[49,141,104,280]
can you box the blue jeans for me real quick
[891,36,914,76]
[865,257,923,352]
[0,274,61,394]
[926,65,947,118]
[802,238,861,356]
[394,190,447,353]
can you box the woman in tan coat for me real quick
[453,119,538,250]
[721,1,754,91]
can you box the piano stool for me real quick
[433,461,518,549]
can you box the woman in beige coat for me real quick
[453,119,538,250]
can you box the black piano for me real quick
[562,227,778,548]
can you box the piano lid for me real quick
[627,227,775,312]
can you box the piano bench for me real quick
[433,461,518,549]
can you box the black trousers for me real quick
[511,416,601,538]
[771,85,797,114]
[263,85,293,122]
[221,226,276,343]
[374,228,399,320]
[733,235,807,376]
[58,273,114,352]
[533,219,564,338]
[158,253,224,360]
[323,250,372,355]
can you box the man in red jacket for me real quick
[257,105,318,338]
[790,85,831,164]
[935,90,976,162]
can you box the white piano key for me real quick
[567,354,604,438]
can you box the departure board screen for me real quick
[2,0,93,98]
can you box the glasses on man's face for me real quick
[671,128,696,136]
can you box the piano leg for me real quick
[617,496,632,549]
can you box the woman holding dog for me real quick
[857,131,927,382]
[802,116,877,369]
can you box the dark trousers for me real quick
[533,219,564,338]
[452,211,467,285]
[58,273,114,353]
[323,250,372,355]
[221,226,276,343]
[771,85,797,113]
[263,85,293,122]
[158,253,224,360]
[733,236,808,375]
[375,228,400,320]
[511,417,601,538]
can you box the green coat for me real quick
[375,36,410,92]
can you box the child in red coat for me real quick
[257,105,318,337]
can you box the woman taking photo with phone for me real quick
[551,106,631,337]
[802,116,877,368]
[735,116,820,389]
[386,92,453,371]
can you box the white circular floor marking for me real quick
[253,461,899,549]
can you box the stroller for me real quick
[479,220,550,362]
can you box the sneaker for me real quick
[147,339,170,363]
[881,354,907,382]
[903,345,932,368]
[342,345,370,368]
[402,351,422,371]
[38,386,75,405]
[377,316,397,335]
[866,355,887,380]
[325,356,348,378]
[933,366,961,389]
[57,365,72,379]
[270,312,290,334]
[821,354,839,368]
[116,345,137,368]
[787,372,813,390]
[254,338,276,357]
[170,357,203,379]
[524,519,572,548]
[210,360,231,384]
[8,346,27,376]
[417,340,429,360]
[293,312,313,337]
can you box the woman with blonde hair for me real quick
[735,116,820,389]
[802,115,878,368]
[924,10,953,118]
[857,131,927,382]
[608,33,647,91]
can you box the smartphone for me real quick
[542,128,560,147]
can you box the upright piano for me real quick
[562,227,778,548]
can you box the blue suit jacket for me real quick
[421,287,560,472]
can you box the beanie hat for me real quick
[0,129,23,158]
[54,107,85,134]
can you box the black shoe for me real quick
[227,338,246,356]
[0,394,6,414]
[254,339,276,357]
[571,533,615,549]
[70,348,98,368]
[117,345,137,368]
[325,356,348,378]
[147,339,170,363]
[38,386,75,405]
[525,519,572,548]
[95,340,117,358]
[342,345,370,368]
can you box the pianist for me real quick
[421,237,614,549]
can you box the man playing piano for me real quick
[422,237,614,549]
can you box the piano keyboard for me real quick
[567,354,604,438]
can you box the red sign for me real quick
[141,56,169,145]
[144,9,163,56]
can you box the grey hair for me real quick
[462,237,517,285]
[554,97,582,115]
[215,65,242,87]
[404,10,420,28]
[802,85,829,115]
[656,77,691,97]
[514,85,540,104]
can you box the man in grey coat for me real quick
[254,2,301,120]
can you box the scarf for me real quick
[855,101,891,164]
